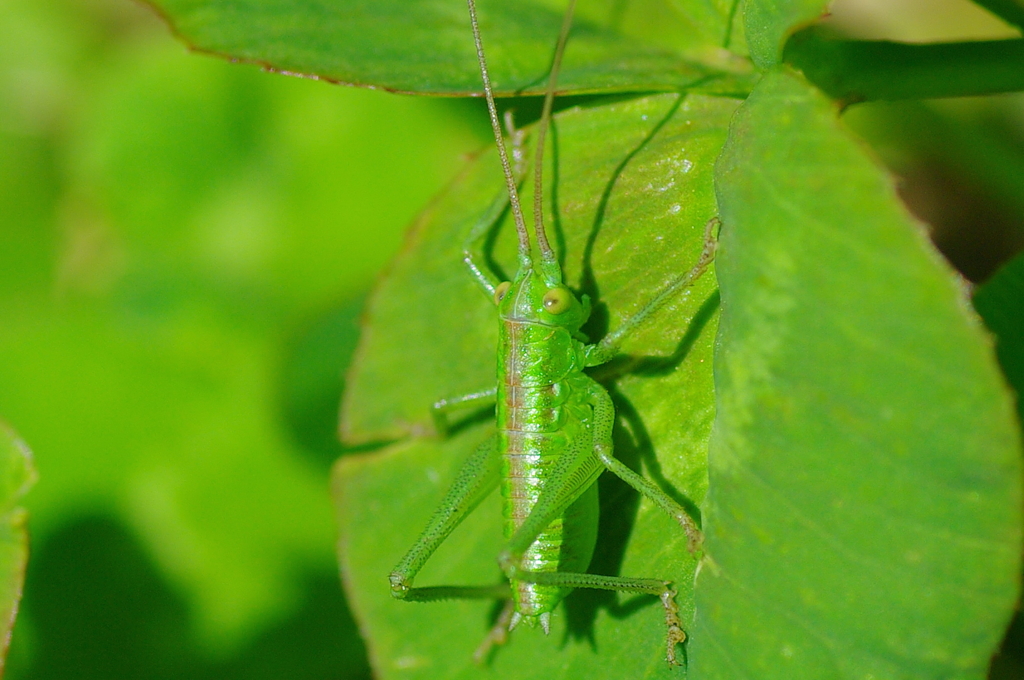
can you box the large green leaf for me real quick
[144,0,755,96]
[744,0,830,69]
[0,423,35,673]
[689,68,1023,680]
[335,93,738,678]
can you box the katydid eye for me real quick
[494,281,511,305]
[543,288,572,314]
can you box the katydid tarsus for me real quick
[388,0,717,665]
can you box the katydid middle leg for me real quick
[431,387,497,435]
[583,377,703,553]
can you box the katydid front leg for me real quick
[585,217,719,367]
[463,111,528,298]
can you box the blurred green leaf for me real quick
[145,0,755,96]
[974,251,1024,421]
[0,300,341,649]
[8,516,370,680]
[689,68,1023,680]
[336,92,737,678]
[0,130,58,295]
[279,296,366,470]
[0,2,484,653]
[971,0,1024,31]
[744,0,829,69]
[840,98,1024,282]
[0,423,35,673]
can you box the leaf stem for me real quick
[786,31,1024,103]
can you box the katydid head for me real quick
[493,260,590,333]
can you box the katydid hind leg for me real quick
[390,435,505,600]
[494,415,689,665]
[499,433,603,564]
[505,567,688,665]
[585,378,703,553]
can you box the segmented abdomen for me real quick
[496,319,597,620]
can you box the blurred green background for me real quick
[0,0,489,676]
[0,0,1021,678]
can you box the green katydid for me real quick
[387,0,717,665]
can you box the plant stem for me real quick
[786,31,1024,104]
